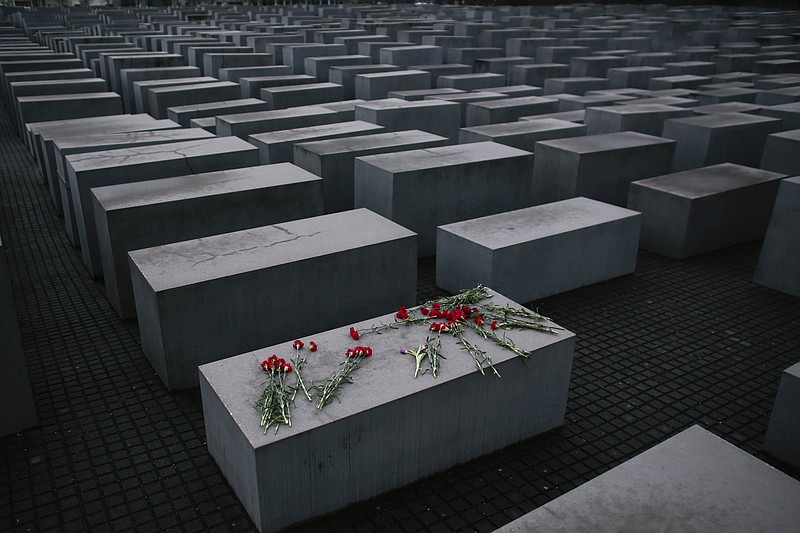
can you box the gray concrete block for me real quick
[436,72,505,91]
[388,88,464,102]
[380,45,443,69]
[764,361,800,468]
[294,129,448,213]
[166,98,270,128]
[628,163,786,260]
[248,121,384,164]
[329,64,400,100]
[532,132,676,207]
[66,137,260,278]
[662,113,783,172]
[355,70,432,101]
[147,81,241,119]
[133,76,217,115]
[437,197,640,302]
[459,118,587,152]
[238,74,314,99]
[496,425,800,533]
[760,129,800,176]
[17,92,122,134]
[303,54,371,82]
[354,98,461,142]
[131,208,417,390]
[216,106,341,139]
[0,236,38,436]
[465,96,559,126]
[584,104,694,136]
[203,53,273,78]
[507,63,572,87]
[354,142,533,256]
[119,66,202,113]
[426,91,508,127]
[199,289,574,532]
[282,43,346,74]
[92,164,323,319]
[543,77,607,96]
[754,176,800,298]
[759,102,800,130]
[260,82,345,110]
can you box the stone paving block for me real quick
[754,176,800,298]
[532,131,676,206]
[466,96,559,126]
[585,104,694,136]
[496,426,800,533]
[662,113,783,171]
[294,129,448,213]
[92,163,323,319]
[628,163,786,260]
[355,98,460,141]
[354,141,533,256]
[355,70,431,101]
[200,289,573,532]
[248,120,384,164]
[66,136,260,278]
[764,360,800,468]
[131,208,417,390]
[459,117,587,151]
[437,197,640,302]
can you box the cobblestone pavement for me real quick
[1,101,798,532]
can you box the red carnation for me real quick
[282,363,293,373]
[309,341,318,352]
[396,306,409,320]
[293,340,303,350]
[475,315,484,326]
[421,307,429,315]
[260,360,270,371]
[491,321,498,330]
[350,327,359,340]
[432,302,441,310]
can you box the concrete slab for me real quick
[754,176,800,298]
[354,98,461,142]
[459,118,587,151]
[130,208,417,390]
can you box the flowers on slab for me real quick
[314,345,374,410]
[257,354,294,434]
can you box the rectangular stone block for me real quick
[354,142,533,256]
[17,92,122,134]
[216,106,341,139]
[662,113,783,171]
[166,98,271,128]
[260,82,345,110]
[249,120,384,164]
[358,41,415,63]
[532,132,676,206]
[585,104,694,136]
[760,129,800,176]
[294,129,448,213]
[120,66,202,113]
[147,81,241,119]
[466,96,559,126]
[759,102,800,131]
[543,77,608,96]
[239,74,315,99]
[107,53,184,94]
[66,137,260,278]
[459,118,587,152]
[437,197,640,302]
[282,43,346,74]
[303,54,371,82]
[426,91,508,127]
[379,45,443,69]
[497,426,800,533]
[628,163,786,259]
[753,176,800,298]
[508,63,570,87]
[133,76,216,115]
[354,98,461,142]
[329,64,400,99]
[203,52,273,78]
[355,70,432,101]
[436,72,506,91]
[92,164,323,319]
[200,289,574,532]
[131,208,417,390]
[764,361,800,469]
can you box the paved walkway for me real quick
[1,101,798,532]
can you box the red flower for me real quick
[260,360,270,371]
[309,341,317,352]
[282,363,293,373]
[293,340,303,350]
[432,302,441,310]
[277,358,286,367]
[491,321,498,330]
[475,315,484,326]
[430,310,442,318]
[346,345,372,358]
[350,327,359,340]
[396,306,409,320]
[421,307,429,315]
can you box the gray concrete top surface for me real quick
[786,357,800,380]
[357,141,530,173]
[632,163,787,200]
[16,92,119,104]
[129,208,416,291]
[439,197,640,249]
[496,425,800,533]
[31,114,172,139]
[218,105,337,124]
[469,95,558,110]
[147,81,237,95]
[664,112,782,128]
[66,137,254,174]
[92,163,318,211]
[537,131,675,154]
[590,103,690,115]
[355,97,455,111]
[249,120,381,144]
[462,117,587,136]
[296,129,447,156]
[199,289,573,448]
[54,128,215,152]
[768,129,800,142]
